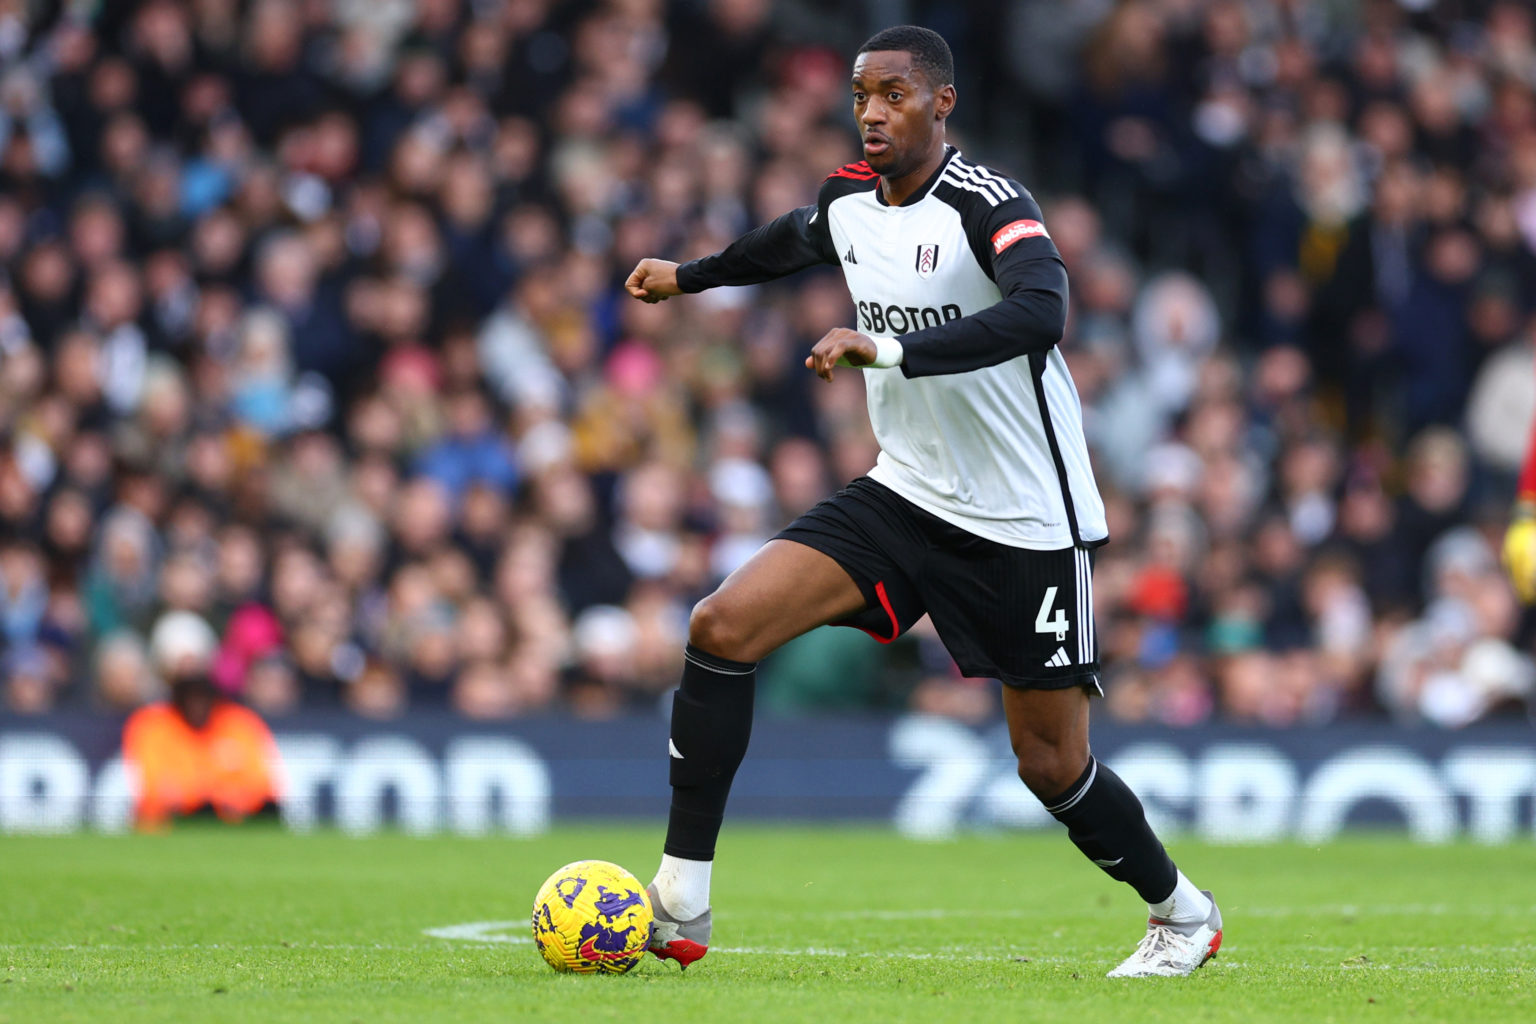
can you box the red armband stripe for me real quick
[991,219,1050,255]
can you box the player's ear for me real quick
[935,84,956,122]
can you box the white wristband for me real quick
[866,335,904,368]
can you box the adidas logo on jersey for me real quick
[1045,647,1071,668]
[844,246,857,264]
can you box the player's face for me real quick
[851,51,947,178]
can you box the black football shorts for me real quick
[775,476,1101,691]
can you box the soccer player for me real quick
[625,25,1221,978]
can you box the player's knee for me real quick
[688,594,757,662]
[1014,740,1087,800]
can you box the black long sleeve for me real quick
[676,204,836,292]
[897,255,1068,377]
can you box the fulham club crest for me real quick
[915,244,940,278]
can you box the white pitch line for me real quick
[419,922,1045,960]
[417,922,1025,960]
[416,924,1536,965]
[7,935,1531,973]
[422,920,532,945]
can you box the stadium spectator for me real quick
[94,630,157,711]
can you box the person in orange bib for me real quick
[123,612,282,829]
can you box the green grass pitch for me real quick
[1,826,1532,1023]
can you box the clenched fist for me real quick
[625,259,683,303]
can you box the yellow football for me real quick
[531,860,654,974]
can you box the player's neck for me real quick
[879,141,949,206]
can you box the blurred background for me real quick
[2,0,1535,748]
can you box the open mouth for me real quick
[864,136,890,156]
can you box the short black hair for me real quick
[858,25,954,89]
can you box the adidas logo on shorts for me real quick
[1044,647,1071,668]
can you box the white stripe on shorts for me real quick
[1085,550,1095,661]
[1073,548,1084,664]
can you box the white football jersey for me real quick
[679,147,1107,551]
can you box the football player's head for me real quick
[852,26,957,179]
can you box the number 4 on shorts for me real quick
[1035,586,1069,642]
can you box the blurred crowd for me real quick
[2,0,1536,730]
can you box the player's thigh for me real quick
[696,477,930,660]
[690,539,870,661]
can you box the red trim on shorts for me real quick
[838,580,900,644]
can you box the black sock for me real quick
[662,644,757,861]
[1045,756,1177,904]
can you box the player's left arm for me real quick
[886,195,1067,378]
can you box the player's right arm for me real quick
[1503,422,1536,603]
[626,259,683,303]
[626,183,842,301]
